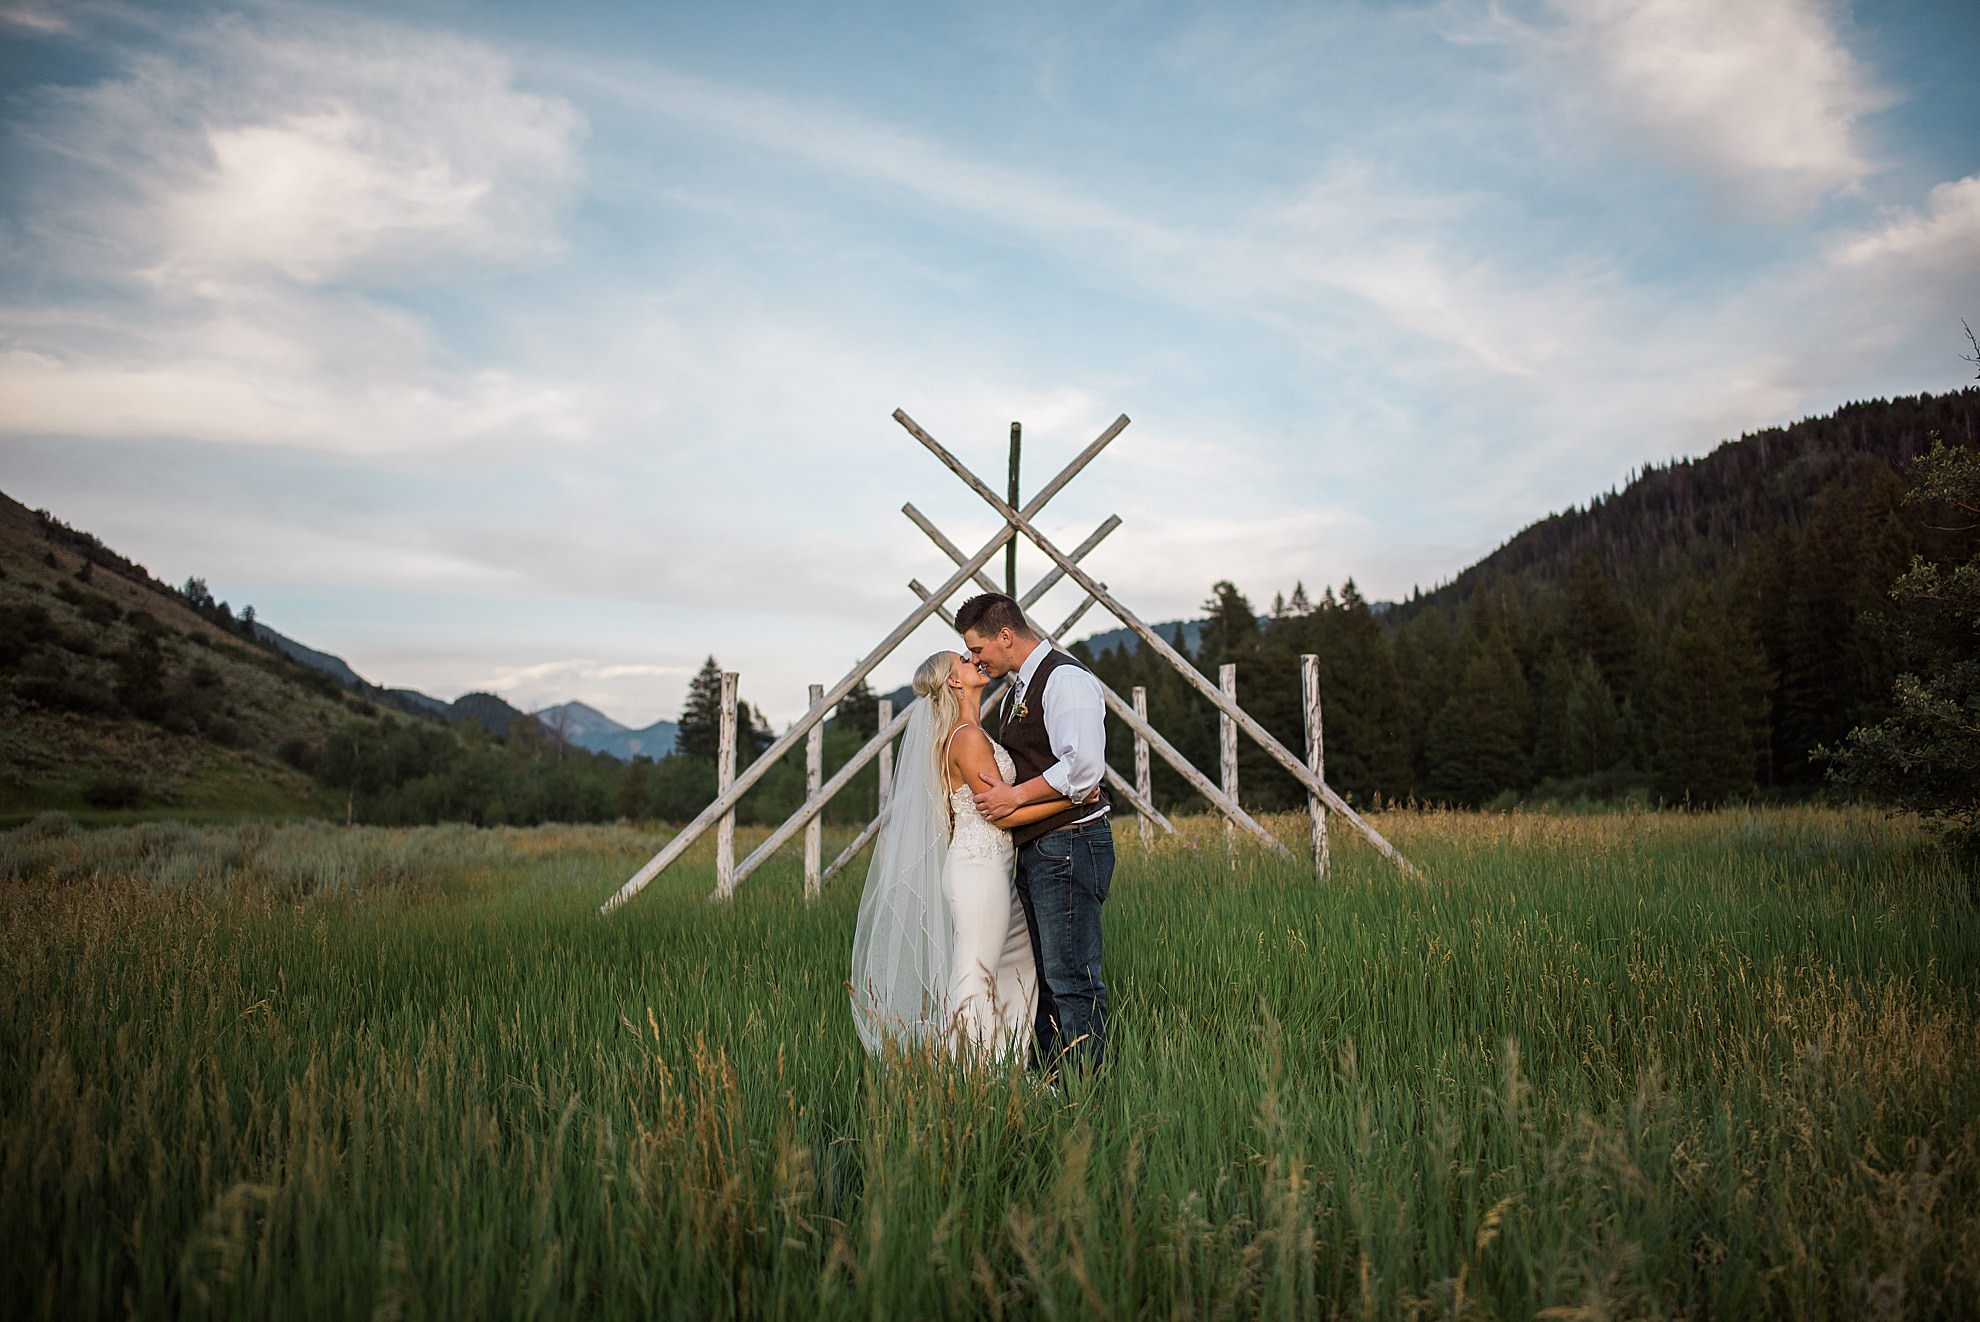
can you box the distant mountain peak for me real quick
[534,700,629,738]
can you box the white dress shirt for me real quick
[1006,644,1109,824]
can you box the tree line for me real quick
[235,386,1980,839]
[1074,413,1976,842]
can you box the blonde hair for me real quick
[912,651,961,793]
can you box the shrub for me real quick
[81,774,145,810]
[278,736,319,773]
[76,593,121,626]
[13,811,76,842]
[202,716,245,748]
[16,671,118,716]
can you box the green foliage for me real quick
[832,677,880,740]
[675,656,728,761]
[1650,593,1770,805]
[310,716,624,827]
[112,630,167,721]
[1199,579,1259,661]
[1825,438,1980,853]
[1423,614,1530,805]
[79,773,144,810]
[1563,652,1625,778]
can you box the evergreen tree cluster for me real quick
[1079,389,1978,811]
[1823,438,1980,854]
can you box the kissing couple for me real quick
[850,592,1116,1078]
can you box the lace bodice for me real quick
[949,737,1017,864]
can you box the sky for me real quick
[2,0,1977,727]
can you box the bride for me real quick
[849,649,1083,1062]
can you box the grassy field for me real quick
[3,807,1976,1318]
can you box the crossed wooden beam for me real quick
[599,411,1414,916]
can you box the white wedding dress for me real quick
[849,704,1037,1064]
[942,733,1038,1062]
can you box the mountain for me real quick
[247,620,455,718]
[534,700,678,760]
[250,622,365,689]
[1076,618,1212,659]
[0,491,397,820]
[1392,388,1978,622]
[534,701,626,739]
[449,691,527,738]
[1077,386,1979,809]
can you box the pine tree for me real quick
[834,677,879,740]
[1201,580,1260,663]
[1651,595,1767,804]
[1313,580,1412,801]
[675,656,726,761]
[1562,553,1638,699]
[1824,438,1980,853]
[1530,641,1573,781]
[1563,653,1624,776]
[1423,623,1529,804]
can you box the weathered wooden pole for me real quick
[1132,685,1152,847]
[805,683,823,898]
[907,573,1282,854]
[816,702,903,886]
[1220,663,1239,862]
[894,408,1415,876]
[911,581,1188,839]
[876,697,894,811]
[715,671,738,893]
[605,413,1128,913]
[1005,422,1021,597]
[1302,654,1330,880]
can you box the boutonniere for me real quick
[1013,700,1030,720]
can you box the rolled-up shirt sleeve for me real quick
[1039,666,1107,802]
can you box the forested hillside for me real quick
[0,492,627,825]
[1079,387,1980,810]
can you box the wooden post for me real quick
[1302,654,1330,880]
[716,671,738,893]
[1220,663,1239,861]
[1132,685,1152,847]
[1006,422,1021,598]
[742,702,912,886]
[876,698,893,812]
[909,577,1283,855]
[805,683,823,898]
[605,412,1129,913]
[894,407,1416,876]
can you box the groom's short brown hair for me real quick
[955,593,1036,640]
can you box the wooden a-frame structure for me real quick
[600,410,1416,915]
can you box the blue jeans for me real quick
[1015,817,1113,1077]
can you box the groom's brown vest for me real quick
[998,648,1111,847]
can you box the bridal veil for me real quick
[848,696,955,1054]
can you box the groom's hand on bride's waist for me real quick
[973,771,1021,822]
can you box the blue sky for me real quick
[3,0,1977,726]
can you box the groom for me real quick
[956,592,1114,1078]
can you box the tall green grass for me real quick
[4,808,1975,1317]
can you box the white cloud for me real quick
[1467,0,1887,215]
[0,289,590,452]
[1833,174,1980,272]
[0,10,590,452]
[134,25,584,289]
[0,3,69,35]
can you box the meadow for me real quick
[3,807,1976,1319]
